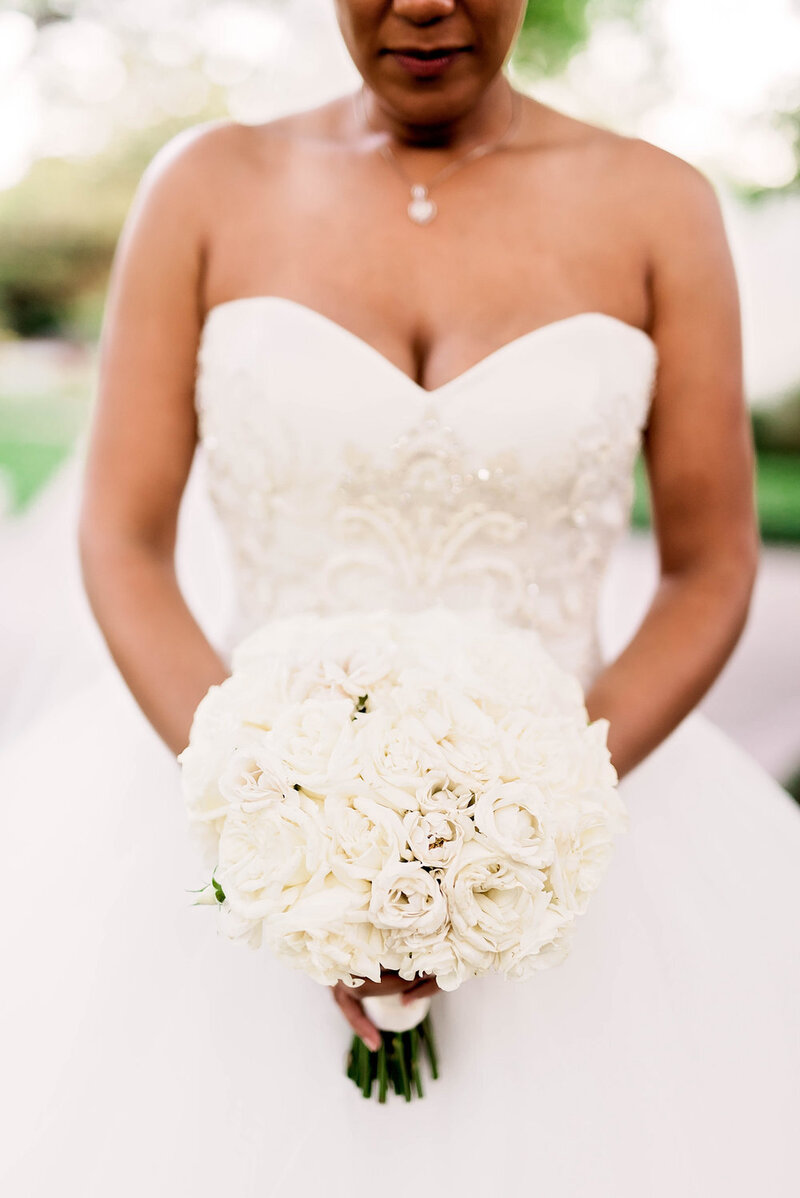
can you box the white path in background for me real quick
[2,452,798,787]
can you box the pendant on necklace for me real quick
[408,184,437,225]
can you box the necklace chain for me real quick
[354,83,522,224]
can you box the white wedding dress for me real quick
[2,296,799,1197]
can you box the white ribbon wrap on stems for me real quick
[362,993,432,1033]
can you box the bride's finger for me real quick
[332,986,382,1051]
[353,972,407,998]
[401,977,440,1003]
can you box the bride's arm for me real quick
[585,145,759,779]
[79,125,233,757]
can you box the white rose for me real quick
[416,773,478,815]
[355,709,449,813]
[574,719,620,792]
[438,726,505,790]
[218,745,297,812]
[382,923,467,991]
[264,881,382,986]
[178,687,240,809]
[401,684,504,788]
[217,901,263,949]
[231,612,324,670]
[386,667,465,739]
[216,801,329,922]
[323,782,408,884]
[460,623,583,717]
[315,625,398,700]
[473,779,556,869]
[234,610,397,688]
[274,635,397,708]
[283,658,339,706]
[498,918,575,980]
[221,660,292,728]
[369,860,448,937]
[442,840,551,961]
[548,805,623,914]
[178,691,251,867]
[402,808,474,869]
[269,697,359,797]
[509,717,618,798]
[269,927,381,988]
[497,710,572,780]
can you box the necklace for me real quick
[355,84,522,225]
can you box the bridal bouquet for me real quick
[178,606,625,1101]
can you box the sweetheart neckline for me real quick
[201,295,658,397]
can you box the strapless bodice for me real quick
[194,296,658,688]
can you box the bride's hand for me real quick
[331,969,440,1050]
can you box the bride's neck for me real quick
[360,74,517,151]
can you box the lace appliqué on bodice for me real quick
[325,401,641,680]
[195,303,657,689]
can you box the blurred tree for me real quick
[516,0,645,77]
[741,105,800,201]
[0,117,208,338]
[752,390,800,456]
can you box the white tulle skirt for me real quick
[2,454,799,1197]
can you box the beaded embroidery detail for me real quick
[195,315,656,687]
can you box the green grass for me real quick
[0,440,74,509]
[752,454,800,542]
[0,384,91,513]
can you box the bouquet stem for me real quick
[346,1013,439,1102]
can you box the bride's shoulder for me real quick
[141,101,342,179]
[138,115,291,186]
[527,96,716,193]
[529,98,723,246]
[126,114,305,233]
[603,126,726,253]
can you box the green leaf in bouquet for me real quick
[211,875,226,903]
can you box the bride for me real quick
[2,1,799,1194]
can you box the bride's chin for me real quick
[364,69,488,130]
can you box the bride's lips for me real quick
[384,47,470,79]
